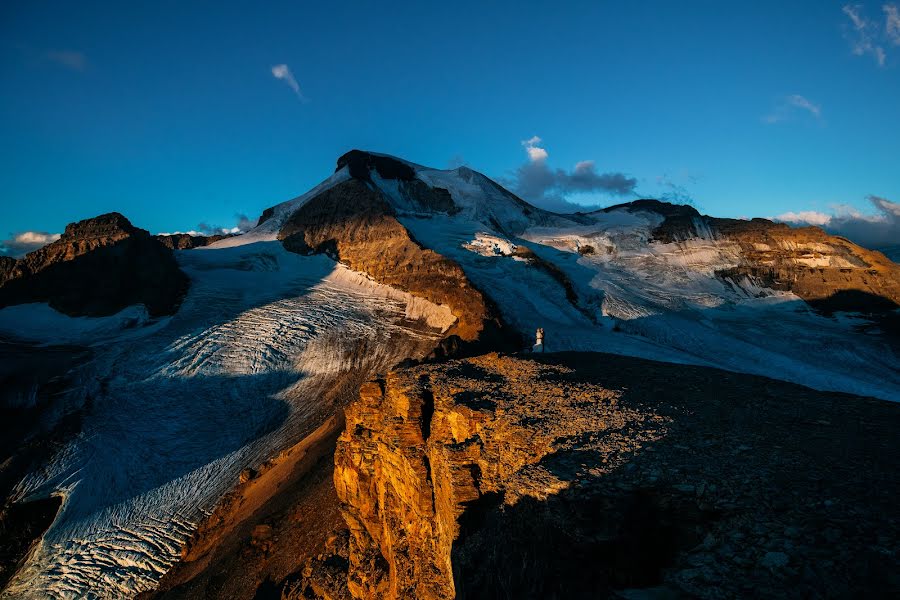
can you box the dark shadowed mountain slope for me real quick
[156,233,235,250]
[0,212,188,317]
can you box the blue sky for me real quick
[2,1,899,249]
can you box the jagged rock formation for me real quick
[315,352,900,599]
[156,233,234,250]
[336,150,417,183]
[0,258,15,284]
[0,212,188,316]
[714,223,900,313]
[610,200,900,313]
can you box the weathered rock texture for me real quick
[156,233,233,250]
[713,223,900,312]
[322,352,900,599]
[278,178,491,341]
[613,200,900,313]
[0,212,188,316]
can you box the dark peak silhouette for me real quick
[62,212,139,239]
[336,150,416,182]
[598,198,701,218]
[0,212,188,317]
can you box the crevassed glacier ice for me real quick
[2,241,452,600]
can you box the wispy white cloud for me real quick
[271,64,306,101]
[842,4,889,66]
[0,231,61,257]
[655,173,700,205]
[787,94,821,117]
[886,4,900,45]
[762,94,822,124]
[775,195,900,249]
[156,230,205,237]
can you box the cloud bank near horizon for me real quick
[775,195,900,250]
[158,213,256,237]
[0,231,62,257]
[1,213,258,258]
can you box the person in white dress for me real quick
[533,327,544,353]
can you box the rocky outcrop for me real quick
[0,257,15,283]
[712,223,900,312]
[336,150,416,182]
[278,178,493,341]
[616,201,900,313]
[0,212,188,316]
[600,198,702,220]
[320,352,900,599]
[156,233,233,250]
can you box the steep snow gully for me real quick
[1,150,898,598]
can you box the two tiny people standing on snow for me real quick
[533,327,545,353]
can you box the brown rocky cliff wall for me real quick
[332,355,629,599]
[652,212,900,311]
[717,224,900,310]
[327,353,900,600]
[278,179,490,341]
[333,376,448,599]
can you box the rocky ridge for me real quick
[611,200,900,313]
[275,153,511,344]
[0,212,188,317]
[156,233,235,250]
[295,352,900,599]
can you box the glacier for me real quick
[2,241,453,599]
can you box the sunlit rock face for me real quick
[277,178,492,342]
[638,202,900,312]
[326,353,900,599]
[0,212,188,317]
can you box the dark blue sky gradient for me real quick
[2,0,898,236]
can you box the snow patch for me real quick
[463,233,517,257]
